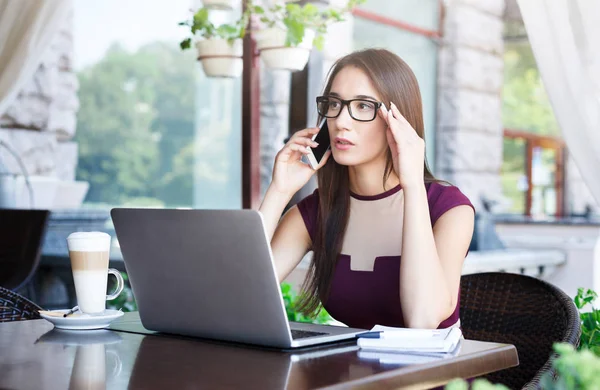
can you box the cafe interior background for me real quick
[0,0,598,323]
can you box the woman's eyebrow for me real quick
[355,94,379,101]
[328,92,379,101]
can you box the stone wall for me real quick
[436,0,506,212]
[0,10,78,181]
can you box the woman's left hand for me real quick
[377,102,425,190]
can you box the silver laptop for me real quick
[110,208,365,349]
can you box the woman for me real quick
[259,48,475,330]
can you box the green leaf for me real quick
[313,35,325,51]
[302,3,319,17]
[444,378,469,390]
[583,312,597,332]
[329,10,342,21]
[575,293,583,309]
[179,38,192,51]
[284,18,305,47]
[216,24,237,38]
[193,8,209,26]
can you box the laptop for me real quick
[110,208,365,349]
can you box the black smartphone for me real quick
[306,118,331,169]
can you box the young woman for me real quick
[259,48,475,330]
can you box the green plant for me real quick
[249,0,365,50]
[445,378,509,390]
[575,288,600,355]
[179,1,366,52]
[539,343,600,389]
[281,282,332,324]
[106,272,138,312]
[179,7,249,50]
[445,344,600,389]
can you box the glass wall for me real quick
[352,0,439,168]
[502,35,564,216]
[501,137,527,214]
[73,0,242,209]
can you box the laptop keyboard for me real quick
[291,329,328,339]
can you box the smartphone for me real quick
[306,118,331,170]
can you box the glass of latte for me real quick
[67,232,124,314]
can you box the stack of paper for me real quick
[356,325,463,365]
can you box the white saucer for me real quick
[39,309,124,330]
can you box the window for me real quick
[73,0,242,209]
[352,0,440,168]
[502,34,565,216]
[502,130,565,217]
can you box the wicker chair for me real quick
[0,209,50,291]
[0,285,42,322]
[460,272,581,389]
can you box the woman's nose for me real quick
[335,103,353,129]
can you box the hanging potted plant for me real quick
[202,0,239,10]
[179,8,249,78]
[250,0,364,71]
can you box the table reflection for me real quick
[36,329,123,390]
[126,334,420,389]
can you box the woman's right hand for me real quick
[270,127,331,197]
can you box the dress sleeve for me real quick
[427,182,475,227]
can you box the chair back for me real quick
[460,272,581,389]
[0,285,42,322]
[0,209,49,290]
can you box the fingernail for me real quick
[312,142,319,146]
[391,102,396,108]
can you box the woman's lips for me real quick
[335,137,354,151]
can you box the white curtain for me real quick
[518,0,600,292]
[0,0,72,117]
[517,0,600,205]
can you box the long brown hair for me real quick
[297,48,440,316]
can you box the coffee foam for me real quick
[67,232,111,252]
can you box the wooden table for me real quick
[0,313,518,390]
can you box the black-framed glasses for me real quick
[316,96,383,122]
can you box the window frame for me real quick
[503,128,566,217]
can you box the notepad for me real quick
[358,338,464,366]
[357,325,463,353]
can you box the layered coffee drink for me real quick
[67,232,121,314]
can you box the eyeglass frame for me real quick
[316,95,383,122]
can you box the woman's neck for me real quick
[348,158,400,196]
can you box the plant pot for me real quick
[255,28,315,71]
[195,38,243,78]
[202,0,237,10]
[280,0,348,5]
[329,0,349,7]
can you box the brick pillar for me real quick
[0,9,79,181]
[436,0,505,210]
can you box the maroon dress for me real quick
[297,182,475,330]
